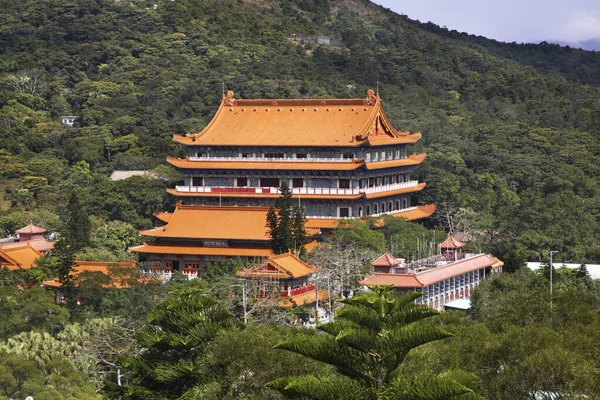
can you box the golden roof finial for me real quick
[222,90,235,106]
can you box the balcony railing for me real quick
[189,156,360,162]
[174,181,420,196]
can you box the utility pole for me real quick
[549,250,559,312]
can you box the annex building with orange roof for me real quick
[236,253,329,307]
[361,235,503,310]
[133,90,435,273]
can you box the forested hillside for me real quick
[1,0,600,268]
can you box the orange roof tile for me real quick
[360,254,503,288]
[365,153,427,170]
[153,211,173,223]
[280,289,330,307]
[1,238,54,253]
[166,154,425,172]
[173,91,419,148]
[0,243,42,270]
[306,204,437,230]
[439,233,466,249]
[237,253,316,279]
[130,243,273,257]
[16,223,46,234]
[372,252,402,267]
[141,205,273,241]
[42,260,140,289]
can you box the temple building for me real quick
[0,243,42,271]
[133,90,435,269]
[236,253,329,307]
[360,245,503,310]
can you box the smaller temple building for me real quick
[361,239,502,310]
[236,253,329,307]
[0,243,42,271]
[439,233,466,261]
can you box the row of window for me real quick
[195,148,406,161]
[190,175,410,189]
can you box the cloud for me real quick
[558,10,600,42]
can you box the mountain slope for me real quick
[0,0,599,267]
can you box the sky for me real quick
[372,0,600,45]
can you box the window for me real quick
[381,151,386,160]
[166,260,174,269]
[241,152,253,158]
[236,177,248,187]
[368,177,375,187]
[338,179,350,189]
[373,204,378,214]
[359,179,366,189]
[395,149,400,159]
[398,174,404,183]
[365,152,371,162]
[197,152,207,158]
[292,178,304,188]
[402,198,408,208]
[358,206,363,217]
[342,152,354,159]
[260,178,280,187]
[366,205,371,215]
[391,175,397,184]
[387,150,393,160]
[295,153,307,159]
[184,260,199,269]
[381,202,386,213]
[389,201,393,212]
[395,200,400,211]
[192,177,203,187]
[383,176,389,185]
[339,207,350,218]
[264,152,284,159]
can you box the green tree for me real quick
[269,285,477,399]
[106,289,242,399]
[267,181,307,254]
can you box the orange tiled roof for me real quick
[360,254,503,288]
[173,91,420,148]
[372,252,402,267]
[130,243,273,257]
[141,205,273,241]
[280,289,329,307]
[306,204,437,230]
[1,238,54,253]
[0,243,42,270]
[42,260,139,289]
[439,233,466,249]
[16,223,46,234]
[153,211,173,223]
[166,154,425,172]
[237,253,316,279]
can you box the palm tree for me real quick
[269,285,482,399]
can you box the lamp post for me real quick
[549,250,559,312]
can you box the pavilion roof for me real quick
[439,233,466,249]
[360,254,503,288]
[372,252,403,267]
[0,243,42,270]
[16,222,46,235]
[173,90,421,147]
[236,253,316,280]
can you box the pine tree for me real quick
[63,190,91,251]
[105,289,242,399]
[268,285,481,399]
[267,181,307,255]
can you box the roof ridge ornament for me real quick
[366,89,378,106]
[222,90,235,106]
